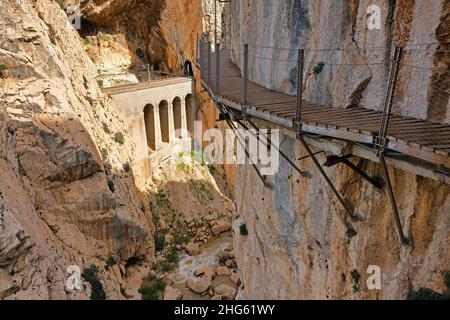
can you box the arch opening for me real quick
[159,100,170,143]
[172,97,182,138]
[144,104,156,150]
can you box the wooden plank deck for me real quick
[203,50,450,169]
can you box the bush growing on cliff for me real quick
[239,224,248,236]
[107,179,115,193]
[105,256,117,270]
[157,248,180,272]
[113,132,125,145]
[0,64,7,71]
[156,191,170,209]
[82,265,106,300]
[350,269,361,293]
[102,122,111,134]
[139,278,166,300]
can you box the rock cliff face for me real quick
[80,0,202,74]
[0,0,154,299]
[222,1,450,299]
[232,122,449,299]
[229,0,449,123]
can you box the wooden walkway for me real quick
[202,51,450,169]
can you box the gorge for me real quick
[0,0,449,300]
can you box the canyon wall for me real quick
[79,0,203,75]
[223,1,450,299]
[231,121,449,299]
[229,0,449,123]
[0,0,157,299]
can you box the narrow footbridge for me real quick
[197,38,450,244]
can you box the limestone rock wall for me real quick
[80,0,203,74]
[0,0,154,299]
[229,0,449,123]
[232,122,449,299]
[221,0,450,299]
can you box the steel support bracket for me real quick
[324,155,385,189]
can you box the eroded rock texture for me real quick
[230,122,449,300]
[0,0,154,299]
[229,0,449,123]
[220,1,450,299]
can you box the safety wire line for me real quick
[245,41,450,52]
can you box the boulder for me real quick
[230,272,241,286]
[158,219,168,230]
[163,286,182,300]
[164,234,174,244]
[225,259,234,268]
[186,276,211,294]
[185,242,200,256]
[215,266,231,276]
[214,284,236,300]
[193,265,215,279]
[211,220,231,236]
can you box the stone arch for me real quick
[172,97,182,138]
[144,104,156,150]
[185,94,197,136]
[159,100,170,143]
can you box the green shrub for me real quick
[350,269,361,293]
[157,248,180,272]
[107,179,115,193]
[190,181,213,205]
[105,256,116,270]
[113,132,125,145]
[102,122,111,134]
[239,223,248,236]
[313,62,325,74]
[0,64,7,71]
[82,265,106,300]
[165,248,180,264]
[156,192,170,209]
[139,278,166,300]
[83,38,90,45]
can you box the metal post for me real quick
[207,40,212,87]
[238,118,309,177]
[215,42,221,100]
[199,37,204,81]
[295,49,305,135]
[224,28,227,49]
[375,46,409,246]
[243,44,249,105]
[298,135,360,236]
[224,117,269,188]
[196,33,199,63]
[376,46,403,156]
[380,156,409,245]
[214,0,218,45]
